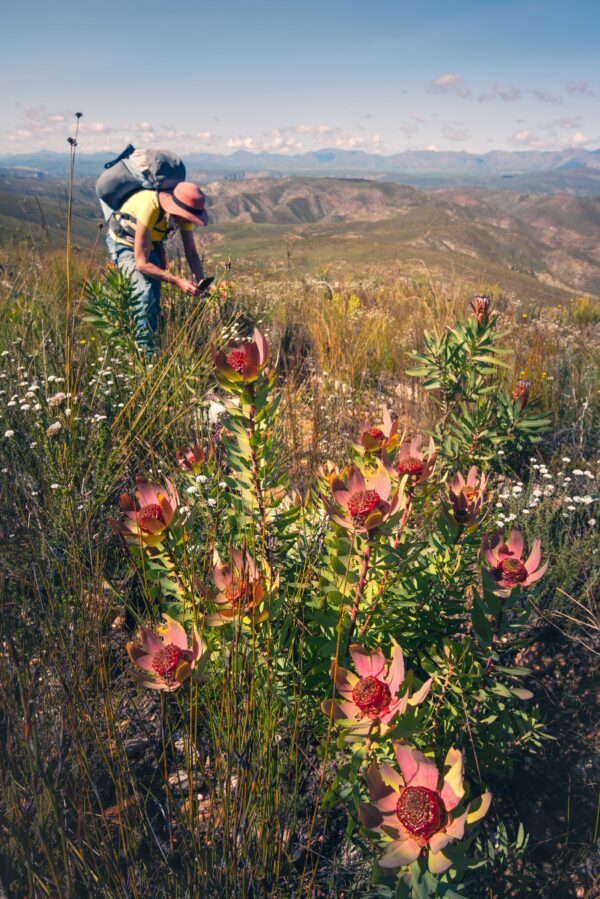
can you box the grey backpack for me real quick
[96,146,186,220]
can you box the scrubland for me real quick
[0,240,598,898]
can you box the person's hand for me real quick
[174,277,200,296]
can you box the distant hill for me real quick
[202,177,600,298]
[0,171,598,303]
[0,147,599,195]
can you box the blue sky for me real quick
[2,0,599,155]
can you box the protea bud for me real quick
[512,379,530,408]
[471,295,491,324]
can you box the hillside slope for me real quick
[204,177,600,297]
[0,173,598,301]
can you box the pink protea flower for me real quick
[211,327,269,385]
[207,547,266,626]
[176,440,206,474]
[470,295,491,324]
[447,466,487,526]
[512,378,531,408]
[359,408,399,456]
[126,615,205,691]
[395,435,436,487]
[324,464,400,533]
[482,529,547,589]
[110,477,179,548]
[359,745,492,874]
[321,643,432,735]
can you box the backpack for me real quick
[96,146,186,220]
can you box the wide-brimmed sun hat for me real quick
[158,182,208,226]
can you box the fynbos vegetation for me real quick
[0,248,598,897]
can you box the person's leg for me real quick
[114,245,161,354]
[145,246,163,336]
[105,234,119,262]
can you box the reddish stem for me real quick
[344,541,372,656]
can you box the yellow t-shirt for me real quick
[109,190,193,246]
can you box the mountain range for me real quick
[1,147,600,194]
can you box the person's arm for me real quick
[134,222,199,295]
[180,227,205,283]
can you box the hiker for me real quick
[97,148,211,354]
[106,182,209,352]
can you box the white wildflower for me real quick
[4,429,14,438]
[46,421,62,437]
[48,392,66,407]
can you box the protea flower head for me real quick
[359,745,492,874]
[321,643,432,735]
[126,615,204,691]
[512,378,531,408]
[207,547,266,625]
[211,328,269,385]
[176,440,206,474]
[324,464,400,533]
[110,477,179,548]
[396,435,436,487]
[470,295,491,324]
[447,466,487,527]
[359,408,399,456]
[482,529,547,590]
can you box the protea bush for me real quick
[107,306,553,894]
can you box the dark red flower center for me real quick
[396,786,447,843]
[352,676,392,716]
[226,348,248,373]
[497,557,528,585]
[347,489,383,524]
[151,643,181,682]
[224,575,250,607]
[398,456,425,478]
[136,503,165,533]
[366,427,385,447]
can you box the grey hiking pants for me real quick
[106,235,162,353]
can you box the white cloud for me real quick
[8,129,34,141]
[509,130,547,148]
[508,129,592,150]
[194,131,217,145]
[566,80,597,97]
[563,131,592,148]
[130,121,155,133]
[478,84,522,103]
[292,124,336,137]
[83,122,110,134]
[553,117,583,131]
[427,73,470,98]
[226,135,259,150]
[263,128,304,152]
[528,89,563,104]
